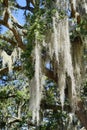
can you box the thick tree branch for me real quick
[3,7,9,24]
[2,0,9,25]
[0,67,8,75]
[0,65,56,80]
[0,20,6,25]
[69,0,81,24]
[2,0,8,7]
[8,26,26,50]
[0,20,26,50]
[0,4,26,50]
[0,34,17,46]
[0,66,22,75]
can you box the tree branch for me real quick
[0,34,17,46]
[8,117,22,125]
[0,94,16,99]
[0,5,26,50]
[0,20,6,25]
[30,0,35,6]
[2,0,9,25]
[10,14,24,29]
[8,25,26,50]
[3,7,9,24]
[15,2,34,12]
[41,99,71,112]
[0,66,22,75]
[8,102,25,125]
[0,20,26,50]
[44,68,57,83]
[2,0,8,7]
[0,57,87,129]
[18,102,24,118]
[69,0,81,24]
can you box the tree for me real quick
[0,0,87,129]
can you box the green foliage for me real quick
[75,16,87,35]
[39,79,78,130]
[70,16,87,40]
[22,1,63,79]
[0,77,30,129]
[0,0,87,129]
[81,81,87,97]
[40,111,68,130]
[22,7,47,79]
[0,0,3,3]
[22,43,35,79]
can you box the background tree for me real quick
[0,0,87,129]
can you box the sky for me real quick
[1,0,26,33]
[0,0,27,84]
[14,0,26,24]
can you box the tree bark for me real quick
[0,0,87,129]
[76,100,87,129]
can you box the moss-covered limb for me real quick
[69,0,81,24]
[0,34,17,46]
[0,18,26,49]
[0,1,26,50]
